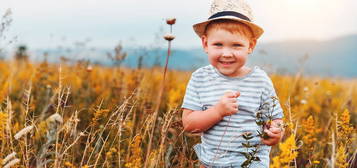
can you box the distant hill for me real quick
[118,34,357,77]
[2,35,357,77]
[250,35,357,77]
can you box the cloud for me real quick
[1,0,356,48]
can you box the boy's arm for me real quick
[182,91,240,133]
[182,107,223,133]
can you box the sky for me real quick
[1,0,357,49]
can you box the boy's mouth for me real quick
[219,61,235,65]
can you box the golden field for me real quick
[0,60,356,168]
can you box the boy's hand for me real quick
[261,119,284,146]
[214,91,240,117]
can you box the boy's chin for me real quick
[218,70,238,77]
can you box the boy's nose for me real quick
[222,48,233,57]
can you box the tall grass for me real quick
[0,59,356,167]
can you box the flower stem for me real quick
[144,39,172,168]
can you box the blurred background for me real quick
[1,0,357,77]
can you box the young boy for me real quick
[181,0,284,167]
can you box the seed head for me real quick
[166,18,176,25]
[87,65,93,72]
[164,33,175,41]
[47,113,63,124]
[2,152,16,165]
[3,158,20,168]
[14,125,34,140]
[300,99,307,104]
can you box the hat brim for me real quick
[193,16,264,39]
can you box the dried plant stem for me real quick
[104,100,135,167]
[54,65,63,168]
[157,109,175,166]
[144,39,172,168]
[348,149,357,168]
[80,128,95,167]
[86,98,132,166]
[93,131,111,167]
[59,133,83,158]
[6,97,15,152]
[331,131,336,168]
[125,102,139,163]
[23,81,33,168]
[115,112,125,167]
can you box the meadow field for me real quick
[0,58,356,168]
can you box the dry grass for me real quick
[0,60,356,168]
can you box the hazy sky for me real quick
[1,0,357,49]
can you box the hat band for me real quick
[208,11,251,22]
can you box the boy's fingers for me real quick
[271,119,283,127]
[235,91,241,98]
[261,138,278,146]
[269,127,282,134]
[227,109,238,115]
[264,129,280,138]
[224,92,236,98]
[224,91,240,98]
[228,98,237,103]
[261,138,271,145]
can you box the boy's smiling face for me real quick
[202,28,256,77]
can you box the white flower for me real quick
[303,87,309,92]
[300,99,307,104]
[2,152,16,165]
[87,65,93,72]
[47,113,63,124]
[3,158,20,168]
[14,125,34,140]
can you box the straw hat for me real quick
[193,0,264,39]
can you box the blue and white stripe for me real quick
[182,65,284,167]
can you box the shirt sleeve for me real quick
[260,77,284,120]
[181,72,202,111]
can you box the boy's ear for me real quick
[248,39,257,54]
[201,35,208,53]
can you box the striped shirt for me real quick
[182,65,284,167]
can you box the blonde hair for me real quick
[204,19,254,41]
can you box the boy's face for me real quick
[202,28,256,77]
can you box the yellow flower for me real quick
[270,134,298,168]
[301,115,321,153]
[0,112,8,141]
[91,109,110,127]
[168,83,185,108]
[64,161,75,168]
[312,160,320,164]
[337,109,354,145]
[336,145,348,168]
[125,135,143,168]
